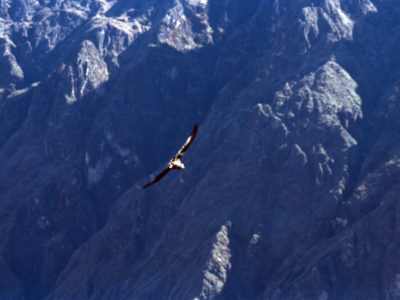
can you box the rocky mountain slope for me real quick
[1,0,400,299]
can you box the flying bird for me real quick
[143,124,198,189]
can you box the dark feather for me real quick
[176,124,198,159]
[143,124,198,189]
[142,168,170,189]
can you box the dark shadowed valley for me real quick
[1,0,400,299]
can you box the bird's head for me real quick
[170,158,185,169]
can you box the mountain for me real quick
[1,0,400,299]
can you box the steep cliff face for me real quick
[1,0,400,299]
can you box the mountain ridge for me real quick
[2,0,400,299]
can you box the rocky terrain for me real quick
[1,0,400,299]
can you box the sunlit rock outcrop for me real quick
[2,1,400,300]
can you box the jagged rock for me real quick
[0,39,24,87]
[2,1,400,299]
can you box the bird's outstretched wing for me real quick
[142,124,198,190]
[175,124,198,159]
[143,168,170,189]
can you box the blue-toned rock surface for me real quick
[1,1,400,299]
